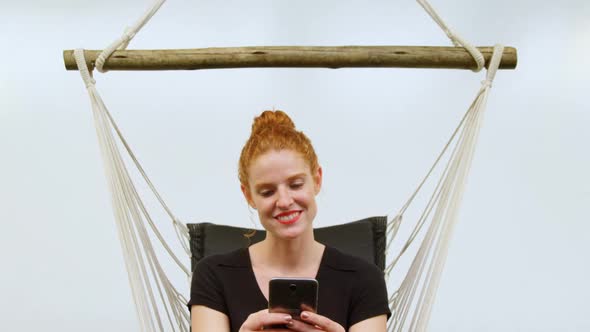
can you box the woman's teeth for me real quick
[277,212,299,221]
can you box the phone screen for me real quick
[268,277,318,322]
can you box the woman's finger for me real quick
[280,318,318,331]
[299,311,344,332]
[240,309,293,331]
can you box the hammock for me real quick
[65,1,517,331]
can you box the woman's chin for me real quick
[273,224,309,240]
[280,230,303,240]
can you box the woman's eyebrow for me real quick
[287,173,307,181]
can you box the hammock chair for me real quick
[64,0,517,331]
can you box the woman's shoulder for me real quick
[322,246,383,275]
[195,247,250,270]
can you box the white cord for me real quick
[416,0,485,71]
[385,45,504,332]
[75,48,190,332]
[95,0,166,73]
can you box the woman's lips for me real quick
[274,211,302,225]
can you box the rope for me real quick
[74,48,190,332]
[76,2,193,331]
[102,100,192,258]
[95,0,166,73]
[385,0,494,264]
[382,4,498,329]
[416,0,485,71]
[385,45,504,332]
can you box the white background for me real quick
[1,0,588,331]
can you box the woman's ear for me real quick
[241,184,256,209]
[314,166,323,195]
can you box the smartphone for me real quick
[268,277,318,325]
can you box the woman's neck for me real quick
[252,231,324,275]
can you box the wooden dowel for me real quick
[64,46,517,71]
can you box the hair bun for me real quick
[251,110,295,134]
[239,109,319,188]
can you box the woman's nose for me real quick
[276,187,294,208]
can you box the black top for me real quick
[188,246,391,332]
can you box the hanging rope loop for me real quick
[95,0,166,73]
[486,44,505,82]
[416,0,485,71]
[479,45,505,90]
[73,49,96,88]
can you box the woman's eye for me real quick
[291,182,304,189]
[259,190,274,197]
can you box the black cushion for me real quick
[187,216,386,271]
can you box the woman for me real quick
[189,110,390,331]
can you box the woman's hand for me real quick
[239,309,293,332]
[286,311,345,332]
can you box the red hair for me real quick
[238,110,319,189]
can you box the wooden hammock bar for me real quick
[64,46,517,71]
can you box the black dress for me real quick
[188,246,391,332]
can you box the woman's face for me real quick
[242,149,322,240]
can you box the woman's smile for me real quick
[274,210,302,225]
